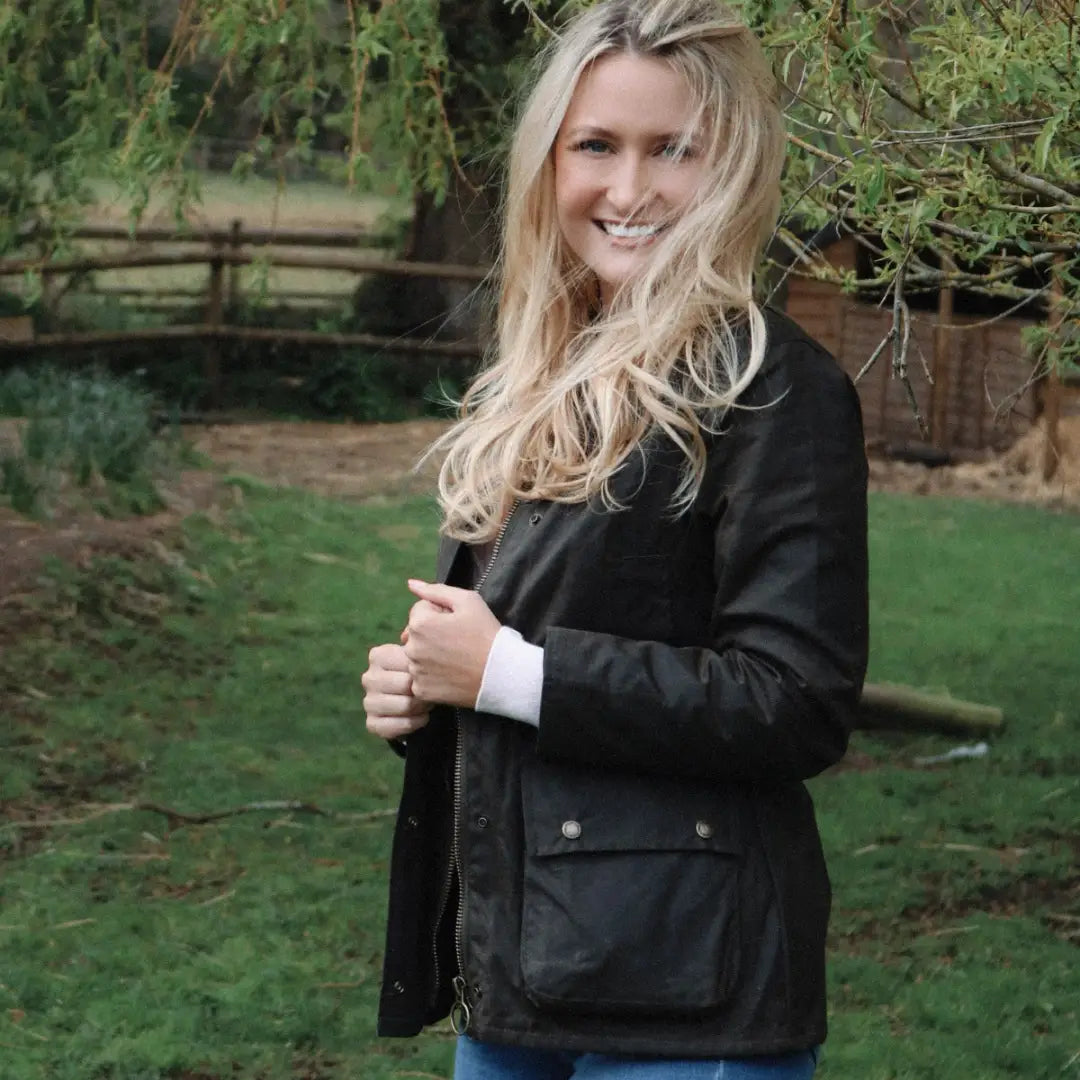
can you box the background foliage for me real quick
[0,366,185,517]
[2,1,1076,378]
[0,0,454,258]
[753,0,1079,376]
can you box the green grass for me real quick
[1,486,1077,1079]
[814,494,1080,1079]
[86,175,405,233]
[80,176,409,302]
[1,483,449,1079]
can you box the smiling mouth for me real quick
[596,221,667,241]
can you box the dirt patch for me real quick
[0,471,224,603]
[185,415,1080,513]
[0,419,447,604]
[185,417,449,501]
[3,413,1078,605]
[868,416,1080,512]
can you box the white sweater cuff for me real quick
[476,626,544,727]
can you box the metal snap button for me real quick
[476,814,489,829]
[695,820,714,840]
[530,512,542,525]
[561,820,582,840]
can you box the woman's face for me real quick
[553,51,707,306]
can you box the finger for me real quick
[400,626,410,645]
[363,691,428,717]
[361,668,413,696]
[366,712,430,740]
[368,643,410,671]
[405,600,453,643]
[406,579,469,610]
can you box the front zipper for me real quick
[440,499,520,1035]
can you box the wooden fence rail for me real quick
[85,286,351,303]
[5,326,479,357]
[0,221,489,407]
[0,249,490,282]
[20,222,399,249]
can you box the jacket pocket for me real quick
[519,760,742,1016]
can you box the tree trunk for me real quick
[402,171,499,342]
[394,0,528,342]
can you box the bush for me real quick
[0,366,185,518]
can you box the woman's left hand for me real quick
[403,579,502,708]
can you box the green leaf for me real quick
[911,196,943,229]
[1033,114,1062,173]
[863,161,886,213]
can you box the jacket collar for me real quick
[436,535,462,584]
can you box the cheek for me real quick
[666,165,707,211]
[554,159,595,217]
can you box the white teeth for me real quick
[600,222,662,239]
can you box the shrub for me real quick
[0,366,184,518]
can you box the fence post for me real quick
[931,282,954,449]
[1042,256,1065,482]
[205,240,225,409]
[227,218,243,312]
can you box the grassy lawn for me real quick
[1,485,1078,1079]
[818,495,1079,1079]
[19,177,411,311]
[86,175,406,233]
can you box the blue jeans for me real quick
[454,1035,820,1079]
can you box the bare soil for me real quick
[189,414,1080,512]
[185,418,449,501]
[0,418,446,603]
[2,415,1078,605]
[868,416,1080,513]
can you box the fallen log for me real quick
[857,682,1004,735]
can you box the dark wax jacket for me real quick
[377,312,869,1057]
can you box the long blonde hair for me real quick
[434,0,786,541]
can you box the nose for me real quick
[607,153,653,217]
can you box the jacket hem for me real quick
[377,1016,427,1038]
[456,1020,827,1059]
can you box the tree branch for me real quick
[796,0,930,119]
[854,329,894,383]
[927,217,1079,256]
[785,133,847,165]
[1,801,397,833]
[986,156,1080,209]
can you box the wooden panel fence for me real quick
[785,287,1038,456]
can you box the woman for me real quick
[362,1,868,1076]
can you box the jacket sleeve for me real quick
[535,341,869,784]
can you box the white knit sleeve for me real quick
[475,625,544,727]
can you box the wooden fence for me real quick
[0,221,490,407]
[784,235,1077,480]
[4,223,1073,476]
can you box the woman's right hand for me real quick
[362,642,432,740]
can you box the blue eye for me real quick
[574,138,611,154]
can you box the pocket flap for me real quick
[522,759,742,858]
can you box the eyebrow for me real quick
[562,125,692,143]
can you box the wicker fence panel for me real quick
[786,282,1037,453]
